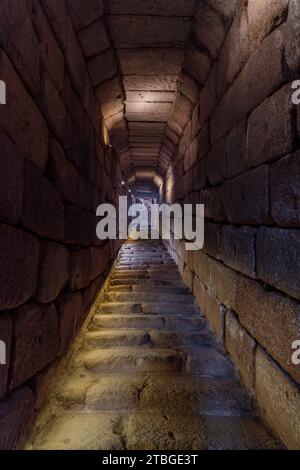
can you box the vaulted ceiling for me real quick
[67,0,235,190]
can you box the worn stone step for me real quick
[77,348,185,374]
[106,292,194,304]
[112,272,180,279]
[85,329,211,349]
[109,285,190,294]
[110,278,183,286]
[84,374,253,417]
[97,302,199,315]
[90,314,206,331]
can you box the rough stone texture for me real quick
[205,290,225,343]
[0,48,48,170]
[248,0,288,47]
[195,2,227,59]
[256,347,300,449]
[256,228,300,301]
[226,121,246,178]
[209,259,237,309]
[236,275,300,384]
[0,129,24,224]
[77,19,110,57]
[0,314,12,398]
[0,387,34,450]
[64,206,96,245]
[225,311,256,391]
[207,138,227,185]
[56,292,83,354]
[21,163,64,241]
[36,242,69,303]
[69,249,91,290]
[185,46,212,84]
[285,0,300,72]
[26,240,280,451]
[67,0,104,31]
[221,225,257,278]
[247,84,294,168]
[10,303,59,390]
[107,0,196,16]
[270,150,300,227]
[88,48,117,86]
[0,224,40,310]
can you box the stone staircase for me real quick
[26,240,282,450]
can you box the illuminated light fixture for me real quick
[128,189,132,193]
[121,181,125,185]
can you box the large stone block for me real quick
[226,121,246,179]
[40,0,70,50]
[185,45,211,84]
[78,19,110,57]
[88,48,117,86]
[56,292,83,354]
[209,258,237,309]
[206,137,227,186]
[30,0,65,91]
[236,275,300,384]
[0,387,34,450]
[225,310,256,391]
[21,162,64,241]
[270,150,300,227]
[0,49,48,171]
[205,0,238,20]
[90,243,111,282]
[256,228,300,301]
[199,66,217,125]
[248,0,288,47]
[212,26,285,143]
[0,0,40,95]
[192,275,207,311]
[190,250,210,286]
[65,16,88,97]
[221,225,257,278]
[64,206,96,245]
[285,0,300,72]
[67,0,104,31]
[193,159,207,191]
[256,347,300,449]
[10,303,59,390]
[40,75,72,149]
[195,2,227,59]
[0,224,39,310]
[203,223,221,259]
[223,166,270,225]
[107,16,191,48]
[0,314,12,398]
[178,71,199,104]
[247,84,294,168]
[36,242,69,303]
[69,249,91,290]
[0,129,23,224]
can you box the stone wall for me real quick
[0,0,123,449]
[163,0,300,449]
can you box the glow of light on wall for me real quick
[101,119,110,146]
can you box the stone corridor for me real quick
[1,0,300,452]
[25,240,281,450]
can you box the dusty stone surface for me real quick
[26,240,281,450]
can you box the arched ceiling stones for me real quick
[67,0,238,190]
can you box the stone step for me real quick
[84,329,211,349]
[77,348,185,374]
[84,374,253,417]
[97,302,199,315]
[112,271,180,279]
[106,292,194,304]
[90,314,206,331]
[109,285,190,294]
[110,278,183,286]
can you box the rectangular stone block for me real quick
[107,0,195,16]
[65,16,88,97]
[67,0,104,31]
[0,224,39,310]
[0,129,23,224]
[256,347,300,449]
[200,66,217,125]
[56,292,83,354]
[21,162,64,241]
[10,303,59,390]
[209,258,237,309]
[223,165,270,225]
[190,250,210,286]
[236,275,300,384]
[195,1,226,59]
[192,275,206,311]
[0,48,48,171]
[78,18,110,57]
[225,310,256,391]
[206,138,227,186]
[36,242,69,304]
[270,150,300,227]
[193,159,207,191]
[247,84,294,168]
[221,225,257,278]
[88,48,118,86]
[90,243,111,282]
[248,0,288,47]
[256,228,300,301]
[40,0,70,50]
[0,314,12,398]
[203,223,221,259]
[0,387,34,450]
